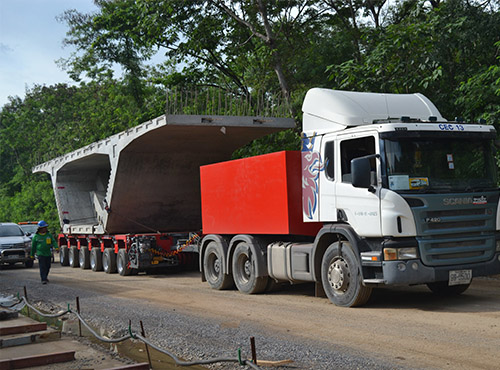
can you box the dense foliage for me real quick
[1,0,500,231]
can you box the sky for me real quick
[0,0,99,108]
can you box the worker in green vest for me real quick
[30,221,56,284]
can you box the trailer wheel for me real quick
[79,247,91,269]
[60,246,69,266]
[232,243,268,294]
[321,241,372,307]
[90,248,103,271]
[117,249,134,276]
[103,248,117,274]
[69,246,80,268]
[203,242,233,290]
[426,281,471,296]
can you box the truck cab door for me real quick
[335,134,382,237]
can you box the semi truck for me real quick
[34,88,500,307]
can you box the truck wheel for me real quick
[90,248,103,271]
[232,243,268,294]
[69,246,80,268]
[203,242,233,290]
[103,248,117,274]
[117,249,134,276]
[25,259,34,268]
[79,248,91,269]
[426,281,471,296]
[60,246,69,266]
[321,241,372,307]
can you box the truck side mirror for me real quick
[351,154,380,191]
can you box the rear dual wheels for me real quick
[321,241,372,307]
[203,242,233,290]
[232,243,267,294]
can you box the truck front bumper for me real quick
[381,253,500,285]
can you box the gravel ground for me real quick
[1,270,409,370]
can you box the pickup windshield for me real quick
[384,137,497,193]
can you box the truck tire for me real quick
[69,246,80,268]
[203,242,233,290]
[232,242,268,294]
[103,248,117,274]
[79,247,91,269]
[60,246,69,266]
[321,241,372,307]
[117,249,134,276]
[90,248,103,271]
[426,281,471,296]
[25,259,34,268]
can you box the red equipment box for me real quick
[200,151,322,235]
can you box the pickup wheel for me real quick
[103,248,117,274]
[427,281,471,296]
[321,241,372,307]
[60,246,69,266]
[69,246,80,268]
[79,247,91,269]
[90,248,103,271]
[232,243,268,294]
[117,249,134,276]
[203,242,233,290]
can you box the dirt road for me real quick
[2,262,500,369]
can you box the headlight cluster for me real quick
[24,241,31,249]
[383,247,418,261]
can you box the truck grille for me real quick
[406,193,498,267]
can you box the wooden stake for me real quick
[23,286,29,318]
[140,320,152,369]
[250,336,257,365]
[76,297,82,337]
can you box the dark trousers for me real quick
[38,255,51,282]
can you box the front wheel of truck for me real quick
[426,281,471,296]
[203,242,233,290]
[321,241,372,307]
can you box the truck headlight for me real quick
[384,247,418,261]
[24,241,31,249]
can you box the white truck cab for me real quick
[299,89,500,306]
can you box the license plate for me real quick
[449,269,472,286]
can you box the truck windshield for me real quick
[384,137,497,193]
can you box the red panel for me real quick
[200,151,322,235]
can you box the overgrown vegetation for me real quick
[1,0,500,230]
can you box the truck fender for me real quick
[200,234,230,282]
[311,224,363,282]
[228,235,268,278]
